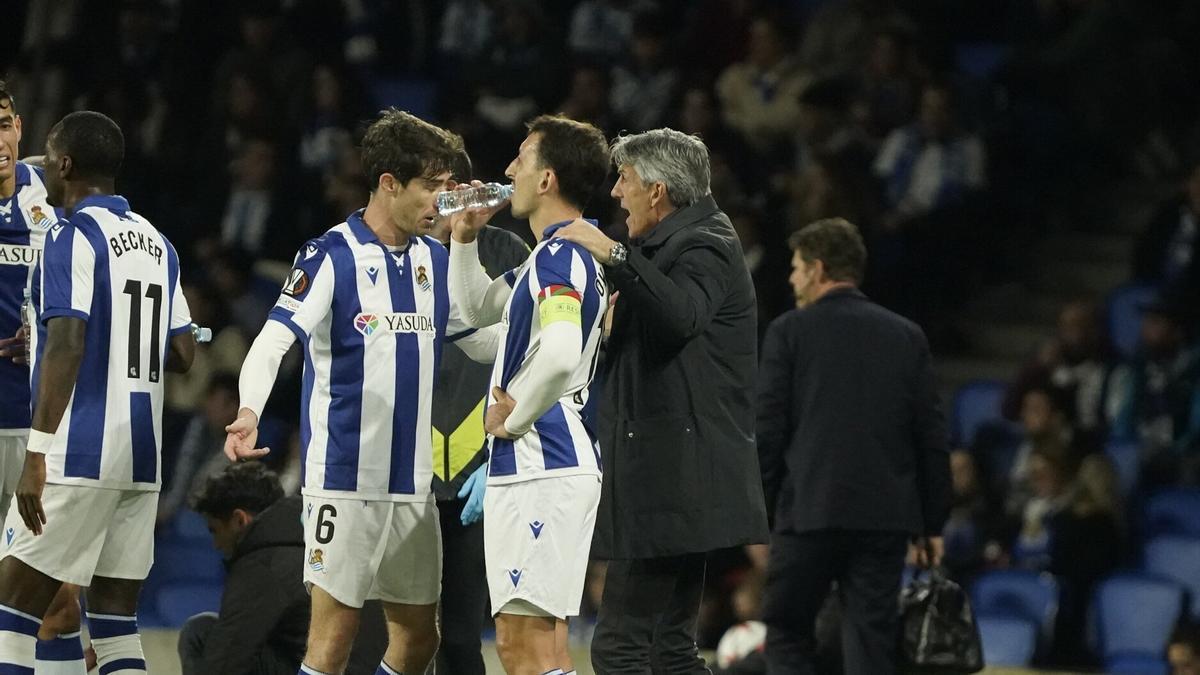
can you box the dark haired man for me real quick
[179,461,306,674]
[448,114,611,675]
[756,218,951,674]
[0,110,196,675]
[224,109,501,675]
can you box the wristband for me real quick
[26,429,55,454]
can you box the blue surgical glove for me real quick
[457,464,487,525]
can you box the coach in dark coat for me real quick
[554,128,769,674]
[756,218,952,675]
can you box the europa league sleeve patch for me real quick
[282,267,310,297]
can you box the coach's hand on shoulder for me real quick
[457,464,487,526]
[224,407,270,461]
[16,452,47,535]
[552,218,616,263]
[484,387,517,439]
[449,180,505,244]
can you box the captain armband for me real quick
[537,285,582,327]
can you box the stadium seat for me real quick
[1105,441,1141,498]
[1094,573,1185,660]
[971,570,1059,641]
[952,379,1008,446]
[152,542,224,583]
[1143,535,1200,619]
[1106,653,1170,675]
[155,583,223,627]
[977,614,1037,667]
[172,509,212,542]
[1107,284,1157,359]
[1144,489,1200,537]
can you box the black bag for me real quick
[898,566,984,673]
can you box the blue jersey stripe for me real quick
[323,234,363,490]
[40,226,76,320]
[65,218,111,480]
[535,404,579,470]
[490,437,516,476]
[128,392,157,483]
[299,342,314,490]
[388,241,419,495]
[577,249,601,353]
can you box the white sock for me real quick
[35,631,86,674]
[86,613,144,674]
[0,603,40,670]
[541,670,564,675]
[563,671,577,675]
[300,665,335,675]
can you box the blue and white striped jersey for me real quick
[268,210,481,502]
[30,194,191,491]
[487,220,607,485]
[0,162,61,433]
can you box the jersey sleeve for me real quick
[532,244,585,328]
[39,223,96,324]
[169,278,193,336]
[267,241,334,341]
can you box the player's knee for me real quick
[39,596,82,638]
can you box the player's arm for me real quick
[486,281,585,439]
[449,237,514,328]
[165,331,196,373]
[450,323,503,364]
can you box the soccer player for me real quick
[0,110,196,674]
[223,109,500,675]
[448,115,611,675]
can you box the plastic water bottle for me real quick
[191,324,213,343]
[19,288,32,360]
[436,183,514,216]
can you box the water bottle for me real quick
[191,323,213,344]
[19,288,33,361]
[436,183,514,216]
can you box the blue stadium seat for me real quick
[173,509,212,542]
[152,542,224,583]
[971,570,1059,641]
[977,614,1037,667]
[1105,441,1141,498]
[1094,573,1185,660]
[1144,489,1200,537]
[1143,535,1200,619]
[155,583,223,627]
[370,78,437,121]
[1106,653,1170,675]
[1107,284,1157,359]
[952,379,1008,446]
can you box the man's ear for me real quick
[377,173,398,194]
[648,181,668,209]
[811,258,828,284]
[58,154,74,181]
[232,508,254,529]
[538,168,554,196]
[13,114,21,143]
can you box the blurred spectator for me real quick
[205,247,277,338]
[474,0,556,131]
[556,64,616,135]
[874,81,986,229]
[179,462,307,674]
[675,85,763,198]
[322,144,370,224]
[567,0,635,63]
[798,0,916,78]
[715,15,808,156]
[159,374,242,526]
[941,450,1001,581]
[437,0,495,65]
[217,138,297,255]
[213,1,310,130]
[1011,448,1077,570]
[1133,159,1200,296]
[298,63,364,177]
[1047,455,1123,667]
[609,12,679,132]
[680,0,757,74]
[165,281,249,415]
[853,27,922,140]
[1108,295,1200,487]
[1002,384,1095,517]
[1004,301,1115,435]
[1169,621,1200,675]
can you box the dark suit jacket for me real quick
[757,288,951,535]
[592,195,769,559]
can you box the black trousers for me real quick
[592,553,710,675]
[178,613,297,675]
[435,497,488,675]
[762,530,908,675]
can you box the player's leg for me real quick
[84,490,160,675]
[495,611,558,674]
[373,498,442,673]
[35,583,85,674]
[0,558,63,670]
[300,497,389,674]
[555,618,574,674]
[302,585,362,674]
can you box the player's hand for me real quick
[0,326,28,365]
[603,291,619,339]
[484,387,517,439]
[16,451,47,535]
[457,464,487,525]
[224,408,269,461]
[552,218,616,263]
[448,180,507,244]
[908,536,945,569]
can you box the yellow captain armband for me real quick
[537,285,582,327]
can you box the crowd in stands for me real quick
[6,0,1200,670]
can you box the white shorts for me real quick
[2,483,156,586]
[484,474,602,620]
[0,434,24,519]
[302,495,442,609]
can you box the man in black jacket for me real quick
[179,462,386,675]
[756,219,952,675]
[554,128,769,673]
